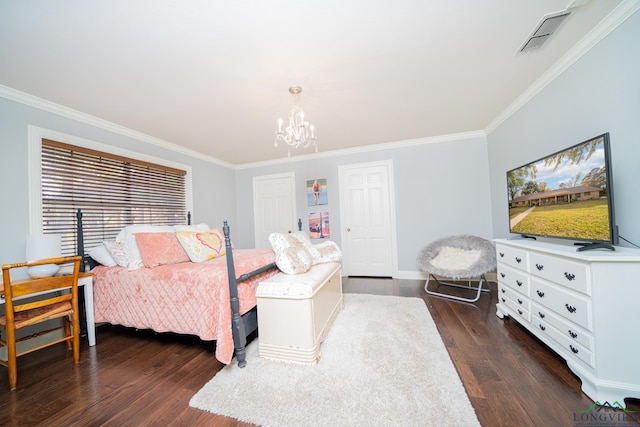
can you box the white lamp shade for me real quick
[26,234,62,278]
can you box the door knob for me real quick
[346,227,351,232]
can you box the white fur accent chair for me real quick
[416,235,496,303]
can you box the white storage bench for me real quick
[256,261,343,364]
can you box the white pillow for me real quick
[275,247,313,274]
[431,247,481,271]
[268,232,312,274]
[88,243,117,267]
[290,231,322,263]
[173,223,210,232]
[314,240,343,264]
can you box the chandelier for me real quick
[274,86,318,157]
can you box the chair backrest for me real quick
[2,256,82,329]
[1,255,82,390]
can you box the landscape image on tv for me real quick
[507,135,612,243]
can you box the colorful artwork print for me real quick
[307,178,328,206]
[308,212,330,239]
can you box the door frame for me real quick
[338,160,398,277]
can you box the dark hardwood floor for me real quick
[1,277,638,426]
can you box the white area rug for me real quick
[190,293,480,427]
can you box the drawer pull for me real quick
[568,330,578,339]
[570,345,579,354]
[499,252,504,258]
[564,272,576,281]
[535,263,544,271]
[538,312,545,319]
[517,309,523,315]
[515,257,522,263]
[517,298,523,305]
[501,297,506,303]
[501,288,506,293]
[539,324,546,331]
[500,272,506,278]
[536,290,545,298]
[516,280,523,287]
[565,304,577,314]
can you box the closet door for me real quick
[253,172,296,249]
[339,161,396,277]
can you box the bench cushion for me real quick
[256,262,341,299]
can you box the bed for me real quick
[75,210,278,367]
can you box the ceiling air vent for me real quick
[517,10,572,55]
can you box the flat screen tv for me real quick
[506,132,617,251]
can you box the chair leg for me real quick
[63,317,72,350]
[424,273,491,303]
[6,330,18,390]
[72,313,80,363]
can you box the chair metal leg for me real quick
[424,273,491,303]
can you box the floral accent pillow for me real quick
[176,229,227,263]
[275,246,312,275]
[314,240,343,263]
[268,232,313,274]
[103,240,129,267]
[289,231,322,263]
[134,232,190,268]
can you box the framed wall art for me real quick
[307,178,327,206]
[308,211,330,239]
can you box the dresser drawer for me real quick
[496,245,529,271]
[497,263,530,295]
[530,278,592,331]
[533,318,595,368]
[529,252,590,296]
[532,302,593,351]
[498,288,530,323]
[498,284,530,310]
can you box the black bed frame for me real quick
[75,209,277,368]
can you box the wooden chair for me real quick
[0,255,82,390]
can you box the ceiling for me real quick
[0,1,628,166]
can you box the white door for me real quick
[253,173,297,249]
[339,161,396,277]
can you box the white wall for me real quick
[234,133,494,277]
[487,10,640,247]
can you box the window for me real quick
[41,139,188,255]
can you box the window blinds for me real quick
[41,139,187,255]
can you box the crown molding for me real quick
[0,84,235,169]
[485,0,640,135]
[236,130,487,170]
[2,84,484,170]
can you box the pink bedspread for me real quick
[92,249,277,364]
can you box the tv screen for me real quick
[506,133,617,250]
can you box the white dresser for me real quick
[495,238,640,406]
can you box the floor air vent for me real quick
[518,10,572,54]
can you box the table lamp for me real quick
[26,233,62,278]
